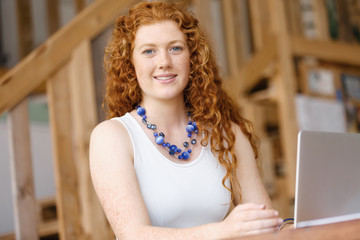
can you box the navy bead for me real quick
[162,143,166,147]
[193,121,197,128]
[159,132,165,137]
[187,112,191,116]
[188,149,192,153]
[169,145,178,152]
[181,151,190,160]
[142,115,147,119]
[188,133,192,137]
[191,139,197,145]
[155,136,164,144]
[177,148,182,153]
[166,143,170,147]
[195,129,198,134]
[142,119,147,124]
[137,107,146,116]
[183,142,189,148]
[186,124,195,133]
[169,150,175,155]
[154,132,158,137]
[188,120,192,125]
[178,155,183,159]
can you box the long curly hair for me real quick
[103,1,259,202]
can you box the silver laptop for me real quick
[294,131,360,228]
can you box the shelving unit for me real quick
[218,0,360,216]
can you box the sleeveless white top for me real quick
[113,113,231,228]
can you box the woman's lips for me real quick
[154,74,177,83]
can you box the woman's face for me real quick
[132,20,190,102]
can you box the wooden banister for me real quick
[0,0,137,115]
[1,0,141,238]
[8,99,38,240]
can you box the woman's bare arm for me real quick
[219,124,281,236]
[232,123,274,208]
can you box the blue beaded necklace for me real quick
[136,106,198,160]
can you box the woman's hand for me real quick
[219,203,282,238]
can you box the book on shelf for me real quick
[285,0,360,43]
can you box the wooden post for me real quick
[15,0,33,58]
[46,0,60,35]
[8,98,39,240]
[248,0,271,52]
[68,40,112,239]
[47,64,84,240]
[268,0,299,215]
[222,0,238,77]
[192,0,214,37]
[75,0,87,13]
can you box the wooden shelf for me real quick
[291,36,360,66]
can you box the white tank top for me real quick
[114,113,231,228]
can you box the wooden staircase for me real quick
[0,0,139,239]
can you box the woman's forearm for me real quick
[115,222,225,240]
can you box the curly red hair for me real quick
[103,1,259,202]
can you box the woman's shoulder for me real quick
[90,118,134,167]
[230,121,248,140]
[91,118,127,138]
[230,121,255,157]
[90,118,132,153]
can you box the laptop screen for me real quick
[294,131,360,228]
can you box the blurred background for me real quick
[0,0,359,239]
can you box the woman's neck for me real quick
[139,97,188,133]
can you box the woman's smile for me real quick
[154,73,178,83]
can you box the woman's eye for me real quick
[143,49,154,55]
[170,46,182,52]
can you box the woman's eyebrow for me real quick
[137,40,186,49]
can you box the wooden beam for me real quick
[68,40,112,239]
[16,0,33,58]
[233,0,253,65]
[225,35,277,96]
[291,36,360,65]
[283,0,302,37]
[47,64,84,239]
[46,0,60,35]
[268,0,298,207]
[312,0,330,40]
[8,98,38,240]
[75,0,87,13]
[248,0,265,51]
[0,0,139,115]
[192,0,213,38]
[222,0,238,77]
[0,67,7,77]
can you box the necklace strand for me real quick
[136,106,198,160]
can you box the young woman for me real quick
[90,1,282,239]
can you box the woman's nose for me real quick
[158,51,172,69]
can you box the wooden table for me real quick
[229,219,360,240]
